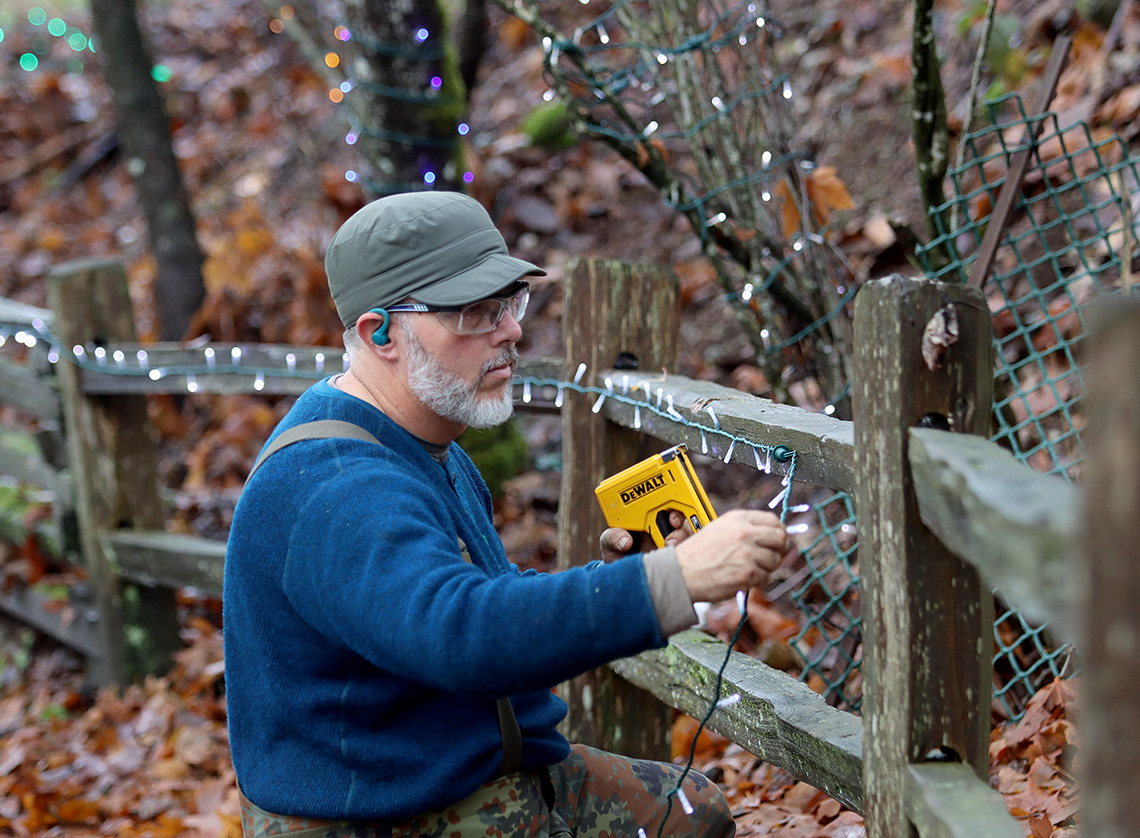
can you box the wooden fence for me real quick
[1,257,1135,837]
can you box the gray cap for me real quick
[325,191,546,328]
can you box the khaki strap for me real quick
[247,420,383,482]
[244,419,524,775]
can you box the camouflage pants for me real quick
[239,744,734,838]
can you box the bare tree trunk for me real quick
[912,0,952,261]
[88,0,205,342]
[455,0,488,96]
[342,0,467,195]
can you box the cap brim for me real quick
[411,253,546,306]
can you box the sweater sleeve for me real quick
[641,546,698,637]
[277,450,666,698]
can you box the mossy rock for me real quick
[521,102,578,150]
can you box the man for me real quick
[224,191,788,838]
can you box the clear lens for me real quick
[448,285,530,334]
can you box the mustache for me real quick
[481,346,519,377]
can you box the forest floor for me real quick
[2,0,1135,834]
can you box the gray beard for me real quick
[401,323,517,428]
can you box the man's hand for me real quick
[672,509,787,602]
[599,510,689,560]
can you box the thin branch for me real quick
[949,0,998,233]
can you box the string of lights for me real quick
[270,0,856,403]
[8,6,99,76]
[291,9,474,193]
[11,1,841,825]
[2,320,803,496]
[4,316,804,833]
[505,0,858,412]
[11,0,851,395]
[509,363,802,837]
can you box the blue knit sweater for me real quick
[223,379,666,821]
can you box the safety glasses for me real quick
[386,282,530,335]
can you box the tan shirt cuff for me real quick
[642,546,698,638]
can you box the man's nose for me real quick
[492,310,523,344]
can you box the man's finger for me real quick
[599,527,635,558]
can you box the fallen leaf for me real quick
[775,180,799,238]
[806,166,855,227]
[1027,757,1066,792]
[1027,812,1052,838]
[921,305,959,370]
[671,714,729,762]
[816,797,843,820]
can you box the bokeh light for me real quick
[345,132,358,145]
[324,51,339,68]
[415,28,429,42]
[28,7,46,25]
[423,171,436,184]
[67,57,83,74]
[463,172,474,184]
[20,53,38,71]
[329,88,343,103]
[339,80,352,93]
[457,122,470,135]
[151,64,173,82]
[47,17,66,36]
[430,75,442,90]
[269,19,283,33]
[345,170,357,182]
[0,28,5,44]
[279,5,294,20]
[334,26,350,41]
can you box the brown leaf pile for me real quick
[0,603,1082,838]
[665,674,1081,838]
[990,679,1080,837]
[0,617,238,838]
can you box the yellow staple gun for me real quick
[594,444,717,548]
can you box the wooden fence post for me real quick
[558,258,680,760]
[853,275,994,836]
[47,259,181,686]
[1082,296,1140,838]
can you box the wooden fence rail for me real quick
[1,258,1128,837]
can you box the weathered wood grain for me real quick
[853,276,998,838]
[558,258,680,761]
[106,530,226,598]
[0,585,103,659]
[0,357,62,421]
[905,763,1024,838]
[599,371,854,492]
[0,298,54,328]
[0,424,71,501]
[909,427,1079,642]
[1081,297,1140,838]
[609,630,864,812]
[48,260,180,685]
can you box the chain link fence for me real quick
[788,492,861,710]
[499,2,1133,719]
[781,92,1137,719]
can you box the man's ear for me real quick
[356,311,399,358]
